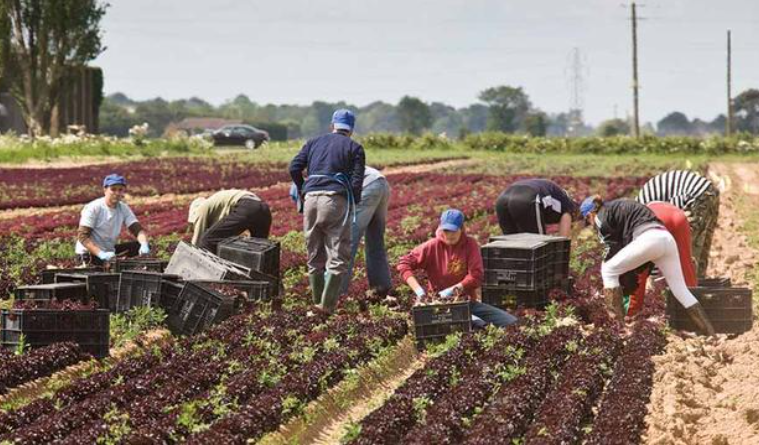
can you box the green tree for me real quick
[733,89,759,134]
[1,0,108,136]
[596,118,630,137]
[657,111,692,136]
[478,86,531,133]
[397,95,431,135]
[523,112,548,136]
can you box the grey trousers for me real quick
[304,193,351,276]
[340,178,392,295]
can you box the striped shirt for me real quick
[638,170,713,210]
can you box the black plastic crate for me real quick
[482,239,551,262]
[193,280,275,302]
[113,258,169,273]
[166,241,251,281]
[55,272,120,311]
[482,285,550,309]
[1,309,110,358]
[217,236,281,279]
[14,282,89,303]
[483,266,550,290]
[666,287,753,335]
[168,281,237,336]
[412,302,472,350]
[697,277,731,288]
[117,271,181,312]
[547,260,571,286]
[41,266,102,284]
[159,280,185,314]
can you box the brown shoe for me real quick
[685,302,716,336]
[603,287,626,320]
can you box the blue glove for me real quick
[97,251,116,261]
[139,242,150,255]
[439,285,458,299]
[289,183,299,203]
[414,287,426,299]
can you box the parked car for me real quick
[211,124,270,149]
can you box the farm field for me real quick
[1,147,758,444]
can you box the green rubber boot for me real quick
[320,272,342,314]
[309,273,325,305]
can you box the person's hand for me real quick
[97,251,116,262]
[439,284,461,300]
[413,287,426,304]
[139,242,150,256]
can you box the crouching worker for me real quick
[624,201,697,316]
[75,174,151,265]
[188,189,272,253]
[397,209,518,328]
[580,196,714,335]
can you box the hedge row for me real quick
[358,132,759,155]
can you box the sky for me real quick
[94,0,759,125]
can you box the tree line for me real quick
[100,86,759,140]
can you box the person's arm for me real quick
[289,142,310,191]
[77,226,103,256]
[128,222,150,255]
[397,244,429,301]
[558,212,573,237]
[351,144,366,204]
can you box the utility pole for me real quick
[631,2,640,138]
[726,30,733,137]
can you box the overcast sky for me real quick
[95,0,759,125]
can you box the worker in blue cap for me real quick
[75,174,151,266]
[580,195,714,335]
[289,109,366,314]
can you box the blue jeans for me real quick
[340,178,392,295]
[470,301,518,328]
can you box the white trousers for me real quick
[601,228,698,309]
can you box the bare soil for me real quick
[644,163,759,445]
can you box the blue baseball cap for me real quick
[332,109,355,131]
[439,209,465,231]
[580,197,597,218]
[103,174,127,188]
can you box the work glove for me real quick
[139,242,150,256]
[97,251,116,262]
[413,287,426,302]
[439,285,460,299]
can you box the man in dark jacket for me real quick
[289,109,366,313]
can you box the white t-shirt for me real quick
[75,197,138,254]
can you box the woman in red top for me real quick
[626,201,698,316]
[397,209,517,327]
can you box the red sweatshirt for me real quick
[397,228,484,298]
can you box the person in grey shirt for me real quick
[340,166,392,296]
[75,174,151,266]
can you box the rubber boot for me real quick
[603,287,625,320]
[309,273,325,305]
[320,272,342,314]
[685,302,716,336]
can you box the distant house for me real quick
[164,117,242,137]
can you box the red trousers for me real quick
[628,202,698,315]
